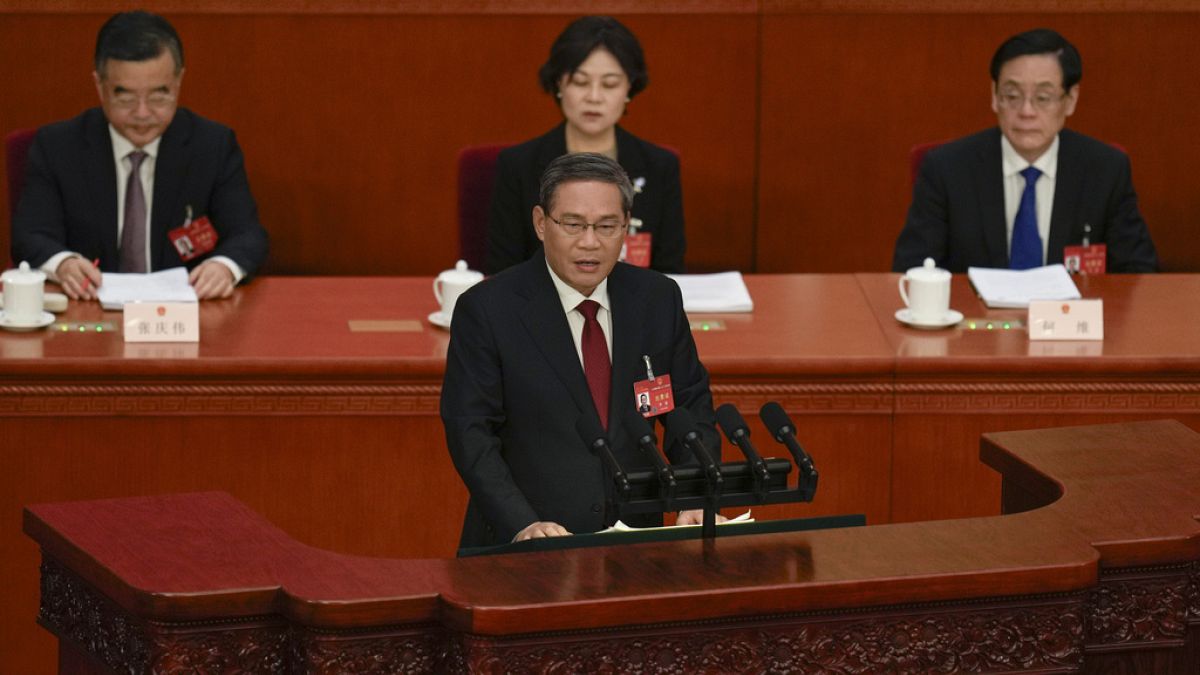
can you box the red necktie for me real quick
[577,299,611,429]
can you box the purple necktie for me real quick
[577,299,611,429]
[120,150,148,273]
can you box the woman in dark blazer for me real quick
[485,16,685,274]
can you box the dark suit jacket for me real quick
[484,123,686,275]
[12,107,268,277]
[441,253,719,549]
[892,127,1158,273]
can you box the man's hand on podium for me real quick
[676,509,729,526]
[514,521,572,542]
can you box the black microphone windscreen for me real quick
[624,407,656,440]
[760,401,793,437]
[665,408,697,438]
[575,415,606,450]
[715,403,747,440]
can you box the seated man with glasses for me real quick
[892,28,1158,273]
[441,152,720,549]
[12,10,268,300]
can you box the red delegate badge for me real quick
[633,356,674,418]
[622,233,652,268]
[168,215,218,262]
[1063,243,1106,275]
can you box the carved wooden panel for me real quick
[711,383,892,414]
[1189,561,1200,625]
[38,558,149,673]
[290,625,447,674]
[453,596,1086,674]
[0,384,442,416]
[39,558,288,673]
[896,383,1200,414]
[1088,563,1193,651]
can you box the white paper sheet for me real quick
[97,267,198,311]
[667,271,754,313]
[600,511,754,533]
[967,264,1082,309]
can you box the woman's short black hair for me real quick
[538,16,648,99]
[990,28,1081,91]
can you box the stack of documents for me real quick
[97,267,198,311]
[967,264,1081,309]
[668,271,754,313]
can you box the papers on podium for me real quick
[600,510,754,534]
[667,271,754,313]
[967,264,1081,309]
[97,267,198,310]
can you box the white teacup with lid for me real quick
[433,260,483,324]
[898,257,951,324]
[1,261,47,326]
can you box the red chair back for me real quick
[6,128,36,220]
[456,144,510,270]
[909,140,945,186]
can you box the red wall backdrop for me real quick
[2,1,1198,275]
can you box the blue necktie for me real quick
[1009,166,1043,269]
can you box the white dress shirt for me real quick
[1001,134,1059,265]
[546,260,613,367]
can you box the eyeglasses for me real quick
[109,92,177,111]
[995,89,1068,111]
[546,214,627,239]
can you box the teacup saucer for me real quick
[895,308,963,330]
[427,311,451,330]
[0,310,55,332]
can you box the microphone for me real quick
[576,416,630,496]
[624,410,677,493]
[664,408,722,490]
[715,403,771,490]
[759,402,817,478]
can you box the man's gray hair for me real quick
[539,153,635,216]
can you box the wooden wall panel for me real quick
[757,10,1200,273]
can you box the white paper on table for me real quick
[667,271,754,313]
[600,510,754,534]
[97,267,198,310]
[967,264,1081,309]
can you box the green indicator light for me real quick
[967,321,976,330]
[78,325,86,332]
[986,323,994,330]
[702,324,710,331]
[1003,322,1011,330]
[96,326,103,332]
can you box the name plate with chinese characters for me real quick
[1028,299,1103,341]
[123,302,200,343]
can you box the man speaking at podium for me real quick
[441,153,719,549]
[12,10,269,300]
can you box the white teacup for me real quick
[1,261,47,325]
[433,260,483,322]
[898,257,951,323]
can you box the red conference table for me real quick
[4,273,1200,673]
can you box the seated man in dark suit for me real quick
[442,153,719,549]
[893,28,1158,273]
[12,10,268,300]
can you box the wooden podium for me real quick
[24,420,1200,673]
